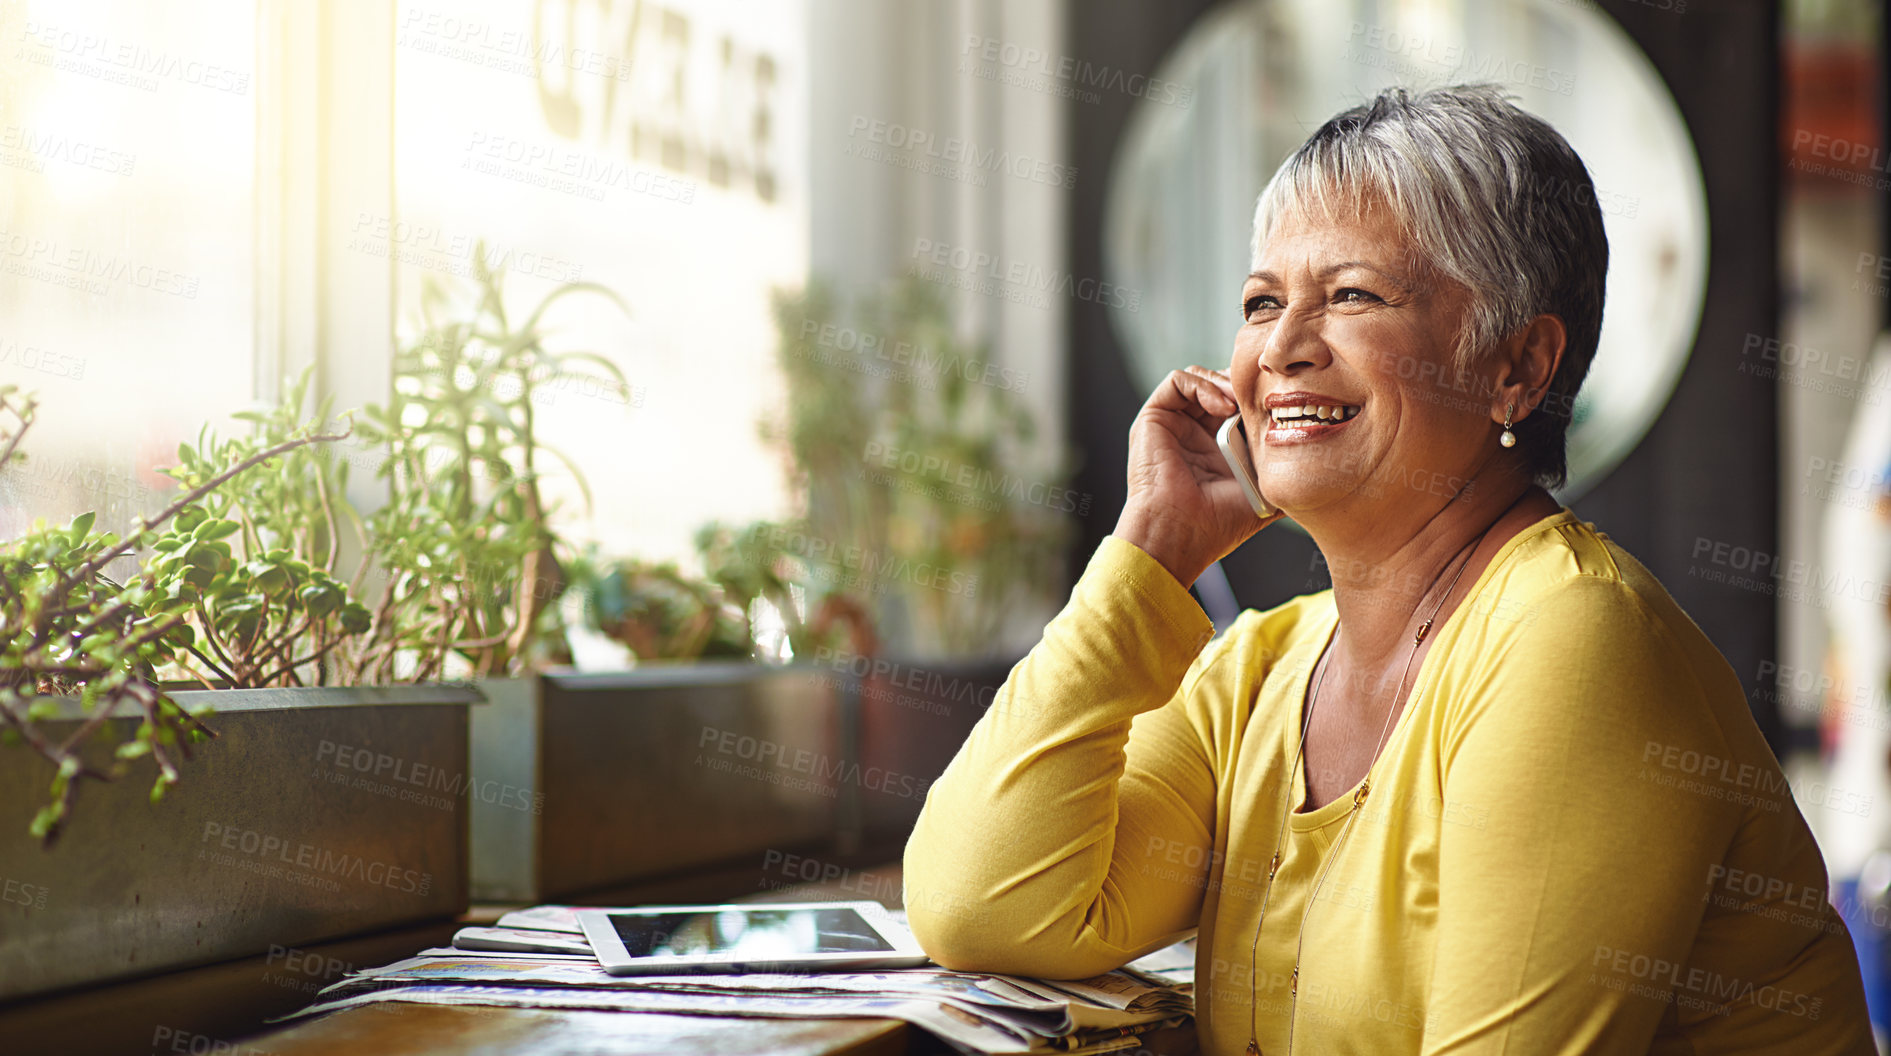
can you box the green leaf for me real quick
[183,541,224,570]
[251,563,290,596]
[29,804,61,840]
[300,582,340,618]
[68,511,96,539]
[193,519,240,542]
[522,281,631,336]
[549,351,630,388]
[536,441,595,514]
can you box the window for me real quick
[0,0,257,539]
[390,0,808,566]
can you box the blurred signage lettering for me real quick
[533,0,778,201]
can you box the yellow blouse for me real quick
[903,509,1874,1054]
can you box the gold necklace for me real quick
[1244,516,1502,1056]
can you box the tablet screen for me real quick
[608,906,896,959]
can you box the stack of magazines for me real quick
[283,905,1197,1055]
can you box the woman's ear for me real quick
[1491,314,1567,424]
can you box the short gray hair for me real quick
[1251,84,1607,489]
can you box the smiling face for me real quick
[1230,199,1498,522]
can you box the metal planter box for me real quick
[850,656,1014,838]
[0,684,479,1002]
[470,665,843,903]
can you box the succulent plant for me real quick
[348,249,631,680]
[0,383,344,843]
[148,369,372,688]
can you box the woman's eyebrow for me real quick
[1248,261,1416,291]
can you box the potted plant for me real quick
[349,255,845,904]
[746,278,1071,840]
[532,277,1075,883]
[0,376,480,1002]
[567,550,753,664]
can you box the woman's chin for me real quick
[1254,481,1323,514]
[1256,484,1369,524]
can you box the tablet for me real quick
[576,901,931,975]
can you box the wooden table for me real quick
[0,858,932,1056]
[241,864,933,1055]
[207,863,1198,1055]
[254,1004,911,1056]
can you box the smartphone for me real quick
[1216,415,1276,518]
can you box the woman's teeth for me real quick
[1270,404,1360,426]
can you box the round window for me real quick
[1102,0,1707,501]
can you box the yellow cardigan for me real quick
[903,509,1874,1054]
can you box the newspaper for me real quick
[280,907,1197,1055]
[1124,937,1195,989]
[285,982,1187,1055]
[311,954,1188,1031]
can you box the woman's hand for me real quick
[1113,366,1283,587]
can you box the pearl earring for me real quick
[1499,403,1517,448]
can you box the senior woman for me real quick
[902,86,1873,1054]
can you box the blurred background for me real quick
[9,0,1891,1039]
